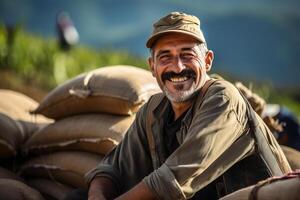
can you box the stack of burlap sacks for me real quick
[0,89,53,199]
[0,65,160,200]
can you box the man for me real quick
[86,12,291,200]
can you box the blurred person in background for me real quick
[235,81,300,170]
[262,104,300,151]
[56,11,79,51]
[85,12,291,200]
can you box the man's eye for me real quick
[159,55,170,61]
[181,53,194,58]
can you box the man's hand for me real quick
[88,177,117,200]
[88,177,157,200]
[115,181,157,200]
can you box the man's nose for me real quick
[172,56,185,73]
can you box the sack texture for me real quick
[220,172,300,200]
[19,151,103,188]
[0,113,49,157]
[0,89,50,123]
[0,178,45,200]
[0,113,22,157]
[27,178,73,200]
[280,145,300,170]
[0,166,24,182]
[23,114,134,155]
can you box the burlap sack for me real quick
[0,113,22,157]
[0,112,49,157]
[0,178,45,200]
[0,166,24,182]
[27,178,73,200]
[23,114,134,155]
[0,89,52,145]
[220,171,300,200]
[281,145,300,170]
[19,151,103,188]
[220,185,255,200]
[0,89,50,123]
[17,120,49,143]
[31,65,160,119]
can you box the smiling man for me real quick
[86,12,291,200]
[148,32,211,119]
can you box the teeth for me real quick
[170,76,188,82]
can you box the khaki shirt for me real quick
[86,80,290,200]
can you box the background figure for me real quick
[56,11,79,51]
[235,81,300,151]
[263,105,300,151]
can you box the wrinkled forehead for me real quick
[151,32,200,56]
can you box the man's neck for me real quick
[171,100,193,121]
[170,75,211,120]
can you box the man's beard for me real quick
[161,69,198,102]
[163,83,198,103]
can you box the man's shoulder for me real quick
[146,92,165,107]
[138,92,166,118]
[150,92,165,100]
[207,79,241,99]
[198,79,247,115]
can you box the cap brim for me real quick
[146,29,205,48]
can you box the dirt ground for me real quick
[0,70,49,102]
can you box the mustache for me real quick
[161,69,196,82]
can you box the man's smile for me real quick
[161,69,196,84]
[169,76,188,82]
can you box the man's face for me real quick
[149,33,213,103]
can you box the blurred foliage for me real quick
[0,24,299,117]
[0,24,147,89]
[252,83,300,118]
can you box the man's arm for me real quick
[86,103,154,199]
[88,177,157,200]
[88,176,117,200]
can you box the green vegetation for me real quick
[0,25,299,117]
[0,24,147,90]
[254,83,300,117]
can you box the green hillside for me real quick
[0,24,147,90]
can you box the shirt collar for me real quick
[152,94,195,127]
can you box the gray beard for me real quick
[163,83,197,103]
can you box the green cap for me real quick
[146,12,206,48]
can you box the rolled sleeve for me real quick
[143,163,186,200]
[85,161,122,189]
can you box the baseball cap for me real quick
[146,12,206,48]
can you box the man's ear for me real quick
[205,50,214,72]
[148,57,155,77]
